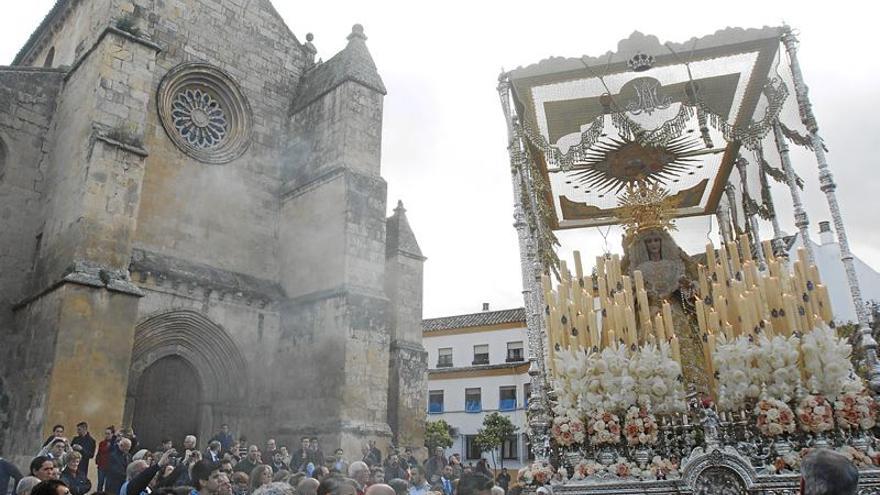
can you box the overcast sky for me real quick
[2,1,878,318]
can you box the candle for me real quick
[816,284,833,322]
[653,312,666,342]
[696,299,707,334]
[706,242,717,276]
[671,334,681,366]
[707,308,721,335]
[698,264,710,300]
[727,242,742,275]
[634,270,645,293]
[717,294,729,326]
[608,329,617,349]
[740,234,753,262]
[762,240,774,262]
[577,311,589,349]
[663,301,675,340]
[573,250,584,286]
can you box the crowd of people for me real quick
[0,424,518,495]
[0,421,866,495]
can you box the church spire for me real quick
[386,200,424,260]
[293,23,386,113]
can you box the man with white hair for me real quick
[348,462,370,495]
[800,449,859,495]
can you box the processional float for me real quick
[497,26,880,494]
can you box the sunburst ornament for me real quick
[617,180,677,241]
[570,135,704,194]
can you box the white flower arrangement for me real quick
[587,409,621,445]
[623,406,659,446]
[796,394,835,434]
[552,342,686,418]
[713,335,755,411]
[833,390,878,431]
[629,342,687,414]
[752,335,802,403]
[754,398,796,437]
[551,415,586,447]
[801,323,859,400]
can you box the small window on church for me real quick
[43,47,55,68]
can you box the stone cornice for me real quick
[13,260,145,310]
[64,27,162,82]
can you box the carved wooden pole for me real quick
[781,27,879,390]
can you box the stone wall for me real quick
[1,0,426,460]
[0,66,65,455]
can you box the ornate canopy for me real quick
[508,27,785,229]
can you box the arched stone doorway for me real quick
[125,310,248,447]
[132,355,202,450]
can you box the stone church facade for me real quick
[0,0,427,463]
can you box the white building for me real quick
[783,221,880,325]
[423,306,533,471]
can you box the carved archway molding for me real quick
[127,309,248,404]
[679,446,758,494]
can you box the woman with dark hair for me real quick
[30,480,68,495]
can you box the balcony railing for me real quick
[472,355,489,365]
[437,357,453,368]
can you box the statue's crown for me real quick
[617,180,676,240]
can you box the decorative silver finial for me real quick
[628,52,655,72]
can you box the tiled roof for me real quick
[422,307,526,332]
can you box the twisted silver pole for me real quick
[772,121,814,263]
[781,27,879,390]
[498,74,551,460]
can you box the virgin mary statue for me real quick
[622,227,709,396]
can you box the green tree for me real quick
[474,412,518,471]
[425,419,454,450]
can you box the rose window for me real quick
[171,89,229,149]
[158,63,253,164]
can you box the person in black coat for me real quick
[60,452,91,495]
[70,422,96,479]
[105,436,132,495]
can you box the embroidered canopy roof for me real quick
[507,27,785,230]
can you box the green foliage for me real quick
[474,412,517,470]
[425,419,454,450]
